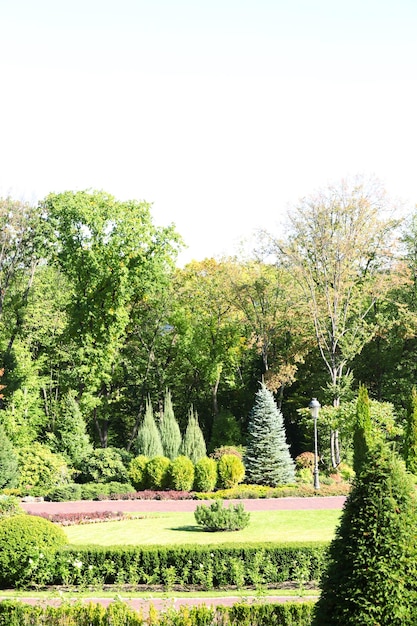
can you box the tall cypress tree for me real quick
[353,384,373,475]
[179,407,206,464]
[159,390,182,460]
[404,387,417,475]
[244,383,295,486]
[312,445,417,625]
[135,399,164,458]
[0,424,19,489]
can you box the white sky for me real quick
[1,0,416,265]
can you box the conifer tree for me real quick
[135,399,164,458]
[179,407,206,464]
[50,391,93,468]
[312,445,417,625]
[0,424,19,489]
[244,383,295,486]
[353,384,373,475]
[404,387,417,475]
[159,390,182,460]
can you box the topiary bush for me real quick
[194,499,250,532]
[217,454,245,489]
[145,456,171,490]
[0,514,68,587]
[194,456,218,492]
[128,455,149,490]
[169,455,194,491]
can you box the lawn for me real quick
[65,509,341,546]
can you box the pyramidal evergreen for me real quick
[312,445,417,625]
[159,390,182,460]
[179,407,206,464]
[353,384,373,475]
[244,383,295,486]
[136,398,164,458]
[404,386,417,475]
[0,424,19,489]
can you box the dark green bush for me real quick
[0,514,68,587]
[217,454,245,489]
[169,455,194,491]
[106,482,135,497]
[78,448,129,484]
[194,500,250,532]
[145,456,171,489]
[47,483,82,502]
[128,455,149,490]
[80,482,110,500]
[194,456,217,492]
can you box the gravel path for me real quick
[21,495,346,515]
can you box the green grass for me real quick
[65,509,341,546]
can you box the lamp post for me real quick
[308,398,321,490]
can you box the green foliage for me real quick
[17,443,71,496]
[128,455,149,490]
[194,500,250,532]
[136,400,164,458]
[47,483,82,502]
[209,409,242,451]
[0,514,68,587]
[194,456,218,492]
[169,455,194,491]
[0,495,23,519]
[353,384,373,475]
[48,391,92,468]
[245,384,295,486]
[217,454,245,489]
[210,445,244,460]
[312,445,417,625]
[78,447,128,484]
[179,407,207,463]
[80,483,111,501]
[159,390,182,460]
[0,425,19,489]
[404,387,417,475]
[145,456,171,490]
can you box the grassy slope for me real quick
[65,509,341,546]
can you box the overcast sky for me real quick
[1,0,416,264]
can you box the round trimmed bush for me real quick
[169,455,194,491]
[145,456,171,489]
[217,454,245,489]
[128,455,149,490]
[0,514,68,587]
[194,457,218,492]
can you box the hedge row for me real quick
[0,600,315,626]
[53,542,327,589]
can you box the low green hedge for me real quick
[0,599,315,625]
[51,542,327,590]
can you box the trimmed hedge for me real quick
[48,542,327,589]
[0,599,315,625]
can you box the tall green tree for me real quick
[42,190,181,446]
[353,385,373,475]
[159,390,182,460]
[0,424,19,489]
[404,387,417,475]
[179,407,206,463]
[135,399,163,458]
[312,445,417,625]
[244,383,295,486]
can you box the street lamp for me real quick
[308,398,321,490]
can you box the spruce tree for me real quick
[312,445,417,625]
[51,391,93,468]
[244,383,295,486]
[0,424,19,489]
[159,390,182,460]
[135,399,164,458]
[404,387,417,475]
[353,384,373,475]
[179,407,206,464]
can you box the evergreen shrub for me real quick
[0,495,23,519]
[217,454,245,489]
[17,443,71,496]
[47,483,82,502]
[80,483,110,501]
[194,500,250,531]
[128,455,149,490]
[78,448,128,484]
[194,456,217,492]
[106,482,135,498]
[145,456,171,489]
[0,425,19,489]
[169,455,194,491]
[0,514,68,587]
